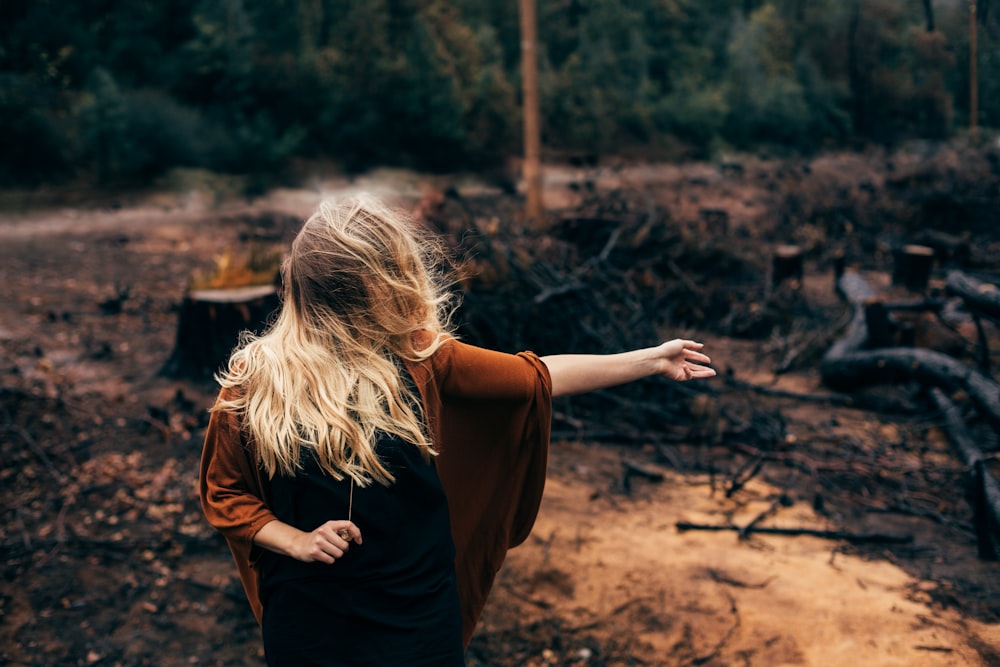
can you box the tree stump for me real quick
[161,285,280,379]
[772,244,803,287]
[863,299,894,348]
[892,244,934,291]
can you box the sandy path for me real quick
[485,442,1000,666]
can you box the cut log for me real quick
[929,388,1000,560]
[946,270,1000,320]
[772,244,803,287]
[891,244,935,291]
[161,285,280,379]
[822,347,1000,425]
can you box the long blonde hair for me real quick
[214,195,455,485]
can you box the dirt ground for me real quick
[1,156,999,666]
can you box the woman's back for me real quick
[259,428,464,667]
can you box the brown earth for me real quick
[1,155,999,666]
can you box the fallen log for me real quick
[946,270,1000,320]
[821,347,1000,427]
[928,388,1000,560]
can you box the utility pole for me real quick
[971,0,978,137]
[519,0,543,218]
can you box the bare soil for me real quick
[1,156,999,667]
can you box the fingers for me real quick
[686,363,716,378]
[665,340,717,381]
[303,521,363,564]
[332,522,363,547]
[684,349,712,364]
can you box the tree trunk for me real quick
[921,0,936,32]
[161,285,279,379]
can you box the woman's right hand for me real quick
[255,519,362,564]
[291,520,363,563]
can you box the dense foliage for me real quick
[1,0,997,186]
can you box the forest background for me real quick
[2,0,999,190]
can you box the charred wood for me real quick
[892,244,935,291]
[675,521,913,544]
[161,285,279,379]
[772,245,803,287]
[822,271,1000,428]
[946,270,1000,320]
[929,388,1000,560]
[821,347,1000,427]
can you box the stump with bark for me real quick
[161,285,280,379]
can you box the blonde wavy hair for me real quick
[214,195,456,485]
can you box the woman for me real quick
[199,195,716,666]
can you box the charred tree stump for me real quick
[863,299,894,348]
[161,285,280,379]
[772,245,803,287]
[892,244,935,291]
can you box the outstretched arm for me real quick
[540,339,715,398]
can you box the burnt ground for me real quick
[2,144,1000,666]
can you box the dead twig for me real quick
[675,521,913,544]
[725,454,766,498]
[738,494,792,540]
[706,568,775,589]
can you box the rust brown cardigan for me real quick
[199,336,553,648]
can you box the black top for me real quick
[258,431,464,666]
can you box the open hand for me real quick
[653,339,716,382]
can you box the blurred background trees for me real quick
[0,0,996,188]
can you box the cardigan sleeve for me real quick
[199,390,275,624]
[410,338,553,647]
[199,396,277,544]
[435,337,545,402]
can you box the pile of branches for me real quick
[426,189,817,355]
[420,188,819,441]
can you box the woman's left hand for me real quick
[651,339,716,382]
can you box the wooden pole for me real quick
[519,0,543,218]
[971,0,978,137]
